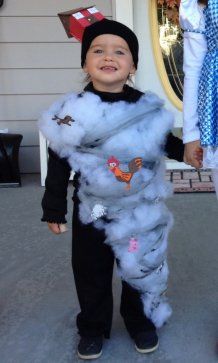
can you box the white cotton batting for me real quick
[38,89,175,328]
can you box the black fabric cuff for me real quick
[41,214,67,224]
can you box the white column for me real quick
[39,131,48,187]
[112,0,133,29]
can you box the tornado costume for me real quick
[40,83,184,337]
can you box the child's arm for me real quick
[182,32,207,144]
[165,132,184,162]
[182,33,207,168]
[164,133,203,168]
[179,1,207,167]
[41,147,71,233]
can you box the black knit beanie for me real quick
[81,19,139,69]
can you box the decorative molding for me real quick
[149,0,183,111]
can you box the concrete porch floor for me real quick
[0,174,217,363]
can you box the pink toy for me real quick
[128,237,138,252]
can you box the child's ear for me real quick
[83,62,88,73]
[130,63,136,75]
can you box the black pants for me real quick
[72,194,155,339]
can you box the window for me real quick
[150,1,183,110]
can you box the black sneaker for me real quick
[134,330,159,354]
[77,336,103,360]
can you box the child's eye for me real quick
[115,50,125,55]
[94,49,103,54]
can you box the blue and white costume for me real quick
[180,0,218,195]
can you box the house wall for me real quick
[0,0,112,173]
[1,0,185,174]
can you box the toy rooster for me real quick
[107,156,142,190]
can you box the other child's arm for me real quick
[179,1,207,167]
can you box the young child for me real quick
[180,0,218,196]
[39,18,185,360]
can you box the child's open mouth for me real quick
[101,66,117,72]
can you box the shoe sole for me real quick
[135,341,159,354]
[77,350,102,360]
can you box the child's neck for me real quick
[91,81,125,93]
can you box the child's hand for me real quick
[193,146,203,168]
[47,222,68,234]
[184,140,203,169]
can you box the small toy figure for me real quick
[52,115,74,126]
[107,156,142,190]
[91,203,107,221]
[128,237,139,252]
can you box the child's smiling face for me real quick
[83,34,136,93]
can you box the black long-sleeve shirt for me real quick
[41,83,184,223]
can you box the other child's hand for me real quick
[193,146,203,168]
[184,140,203,169]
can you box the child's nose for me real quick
[104,52,113,61]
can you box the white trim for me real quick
[166,160,193,170]
[39,131,48,186]
[112,0,133,29]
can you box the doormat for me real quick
[165,169,215,193]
